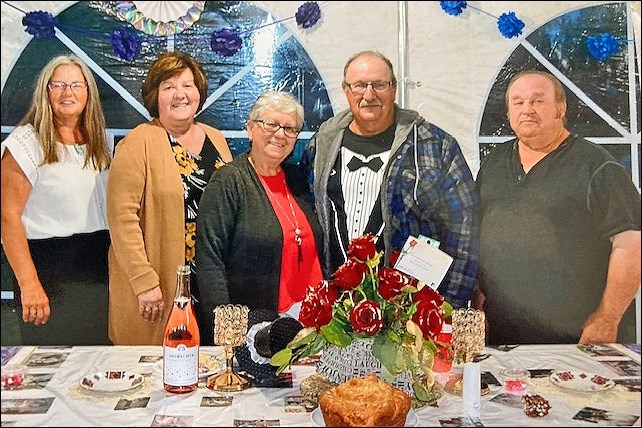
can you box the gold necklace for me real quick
[258,174,303,269]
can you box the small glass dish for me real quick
[500,368,529,395]
[1,364,27,390]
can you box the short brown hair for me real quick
[142,51,208,118]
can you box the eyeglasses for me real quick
[47,81,88,93]
[345,81,394,94]
[253,119,300,138]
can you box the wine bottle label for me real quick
[163,344,199,386]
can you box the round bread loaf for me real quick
[318,373,411,427]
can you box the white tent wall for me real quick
[6,1,640,172]
[1,1,640,343]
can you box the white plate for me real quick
[198,354,223,379]
[310,407,418,427]
[80,371,144,392]
[549,370,615,392]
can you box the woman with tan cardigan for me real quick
[106,52,232,345]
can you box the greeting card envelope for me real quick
[394,235,453,290]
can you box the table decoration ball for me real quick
[522,393,551,417]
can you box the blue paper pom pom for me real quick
[22,11,58,39]
[587,33,620,61]
[439,1,468,17]
[497,11,525,39]
[296,2,321,29]
[110,28,139,62]
[211,28,243,57]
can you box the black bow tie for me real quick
[346,156,384,172]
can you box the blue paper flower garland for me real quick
[439,1,467,17]
[210,2,322,58]
[439,1,525,40]
[19,2,322,62]
[438,2,626,61]
[110,28,139,62]
[497,12,525,39]
[210,29,244,58]
[22,10,58,39]
[295,1,322,29]
[586,33,621,62]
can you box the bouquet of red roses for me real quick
[271,234,452,402]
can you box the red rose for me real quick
[347,234,377,262]
[298,281,337,329]
[412,299,444,340]
[378,266,412,301]
[331,259,367,291]
[413,285,444,307]
[349,300,383,335]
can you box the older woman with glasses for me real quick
[1,55,113,345]
[196,90,323,345]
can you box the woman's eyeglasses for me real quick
[47,81,88,93]
[253,119,300,138]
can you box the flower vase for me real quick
[317,338,414,396]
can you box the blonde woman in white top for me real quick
[1,55,113,345]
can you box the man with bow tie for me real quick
[303,50,480,309]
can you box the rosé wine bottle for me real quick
[163,265,200,393]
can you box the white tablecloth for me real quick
[1,344,640,426]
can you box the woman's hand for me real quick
[137,286,165,322]
[20,280,51,325]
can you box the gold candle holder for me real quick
[451,308,485,364]
[208,304,251,391]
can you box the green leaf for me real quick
[270,348,292,367]
[287,328,317,348]
[441,300,453,318]
[372,336,405,374]
[321,319,352,347]
[413,380,432,402]
[308,334,329,355]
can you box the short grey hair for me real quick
[248,91,304,130]
[342,50,397,89]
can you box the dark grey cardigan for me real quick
[195,152,323,345]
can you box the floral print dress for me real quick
[168,133,226,272]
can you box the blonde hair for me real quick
[19,55,110,171]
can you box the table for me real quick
[1,344,640,426]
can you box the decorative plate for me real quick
[310,408,418,427]
[198,353,223,379]
[80,371,144,392]
[549,370,615,392]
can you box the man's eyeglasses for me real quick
[47,81,88,93]
[253,119,300,138]
[345,81,394,94]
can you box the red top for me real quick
[258,170,323,314]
